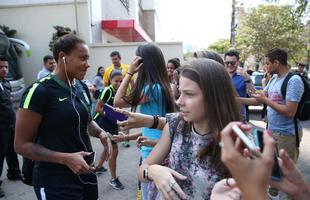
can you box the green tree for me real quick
[208,39,230,54]
[237,5,307,64]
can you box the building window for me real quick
[120,0,130,12]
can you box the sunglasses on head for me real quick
[224,61,237,66]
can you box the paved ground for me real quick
[1,110,310,200]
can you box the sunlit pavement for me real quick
[1,111,310,200]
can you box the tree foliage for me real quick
[208,39,230,54]
[49,26,76,52]
[237,5,308,64]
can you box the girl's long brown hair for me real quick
[181,58,241,177]
[126,43,174,113]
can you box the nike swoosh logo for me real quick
[59,97,68,102]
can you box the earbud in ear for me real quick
[62,57,66,64]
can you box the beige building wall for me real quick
[87,41,183,80]
[0,0,91,86]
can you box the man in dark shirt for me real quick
[0,55,22,198]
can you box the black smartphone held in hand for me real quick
[84,152,96,166]
[253,129,282,181]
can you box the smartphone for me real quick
[84,152,96,166]
[253,129,282,181]
[232,125,260,157]
[103,104,128,123]
[138,58,143,65]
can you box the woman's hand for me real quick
[115,108,153,130]
[211,178,242,200]
[99,131,112,160]
[220,122,274,200]
[128,56,143,74]
[270,149,310,200]
[63,151,95,174]
[148,164,188,200]
[112,133,126,143]
[136,136,157,148]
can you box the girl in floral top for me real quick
[136,58,241,200]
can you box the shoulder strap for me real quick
[281,72,294,99]
[280,72,304,148]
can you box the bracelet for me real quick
[244,79,251,83]
[126,71,133,76]
[150,115,159,129]
[143,167,151,181]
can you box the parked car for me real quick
[250,71,264,90]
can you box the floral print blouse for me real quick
[164,113,222,200]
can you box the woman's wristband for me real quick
[126,71,133,76]
[150,115,159,129]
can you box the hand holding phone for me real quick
[84,152,96,166]
[232,125,260,157]
[253,129,282,181]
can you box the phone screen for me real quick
[253,129,282,181]
[84,152,96,166]
[103,104,128,123]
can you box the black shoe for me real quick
[7,173,23,181]
[95,166,107,173]
[0,187,4,198]
[109,177,124,190]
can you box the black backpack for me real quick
[281,72,310,147]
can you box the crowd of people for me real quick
[0,32,309,200]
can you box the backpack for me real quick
[281,72,310,147]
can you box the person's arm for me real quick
[15,109,93,174]
[96,99,104,113]
[220,122,274,200]
[114,56,144,108]
[115,108,166,130]
[255,76,304,118]
[138,124,187,199]
[114,71,134,108]
[112,132,142,143]
[270,149,310,200]
[87,120,112,161]
[236,97,261,106]
[253,91,298,118]
[262,97,298,118]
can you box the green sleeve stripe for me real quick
[99,87,112,101]
[39,76,51,82]
[23,83,39,109]
[93,113,100,119]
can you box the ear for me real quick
[58,52,66,62]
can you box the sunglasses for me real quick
[224,61,237,66]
